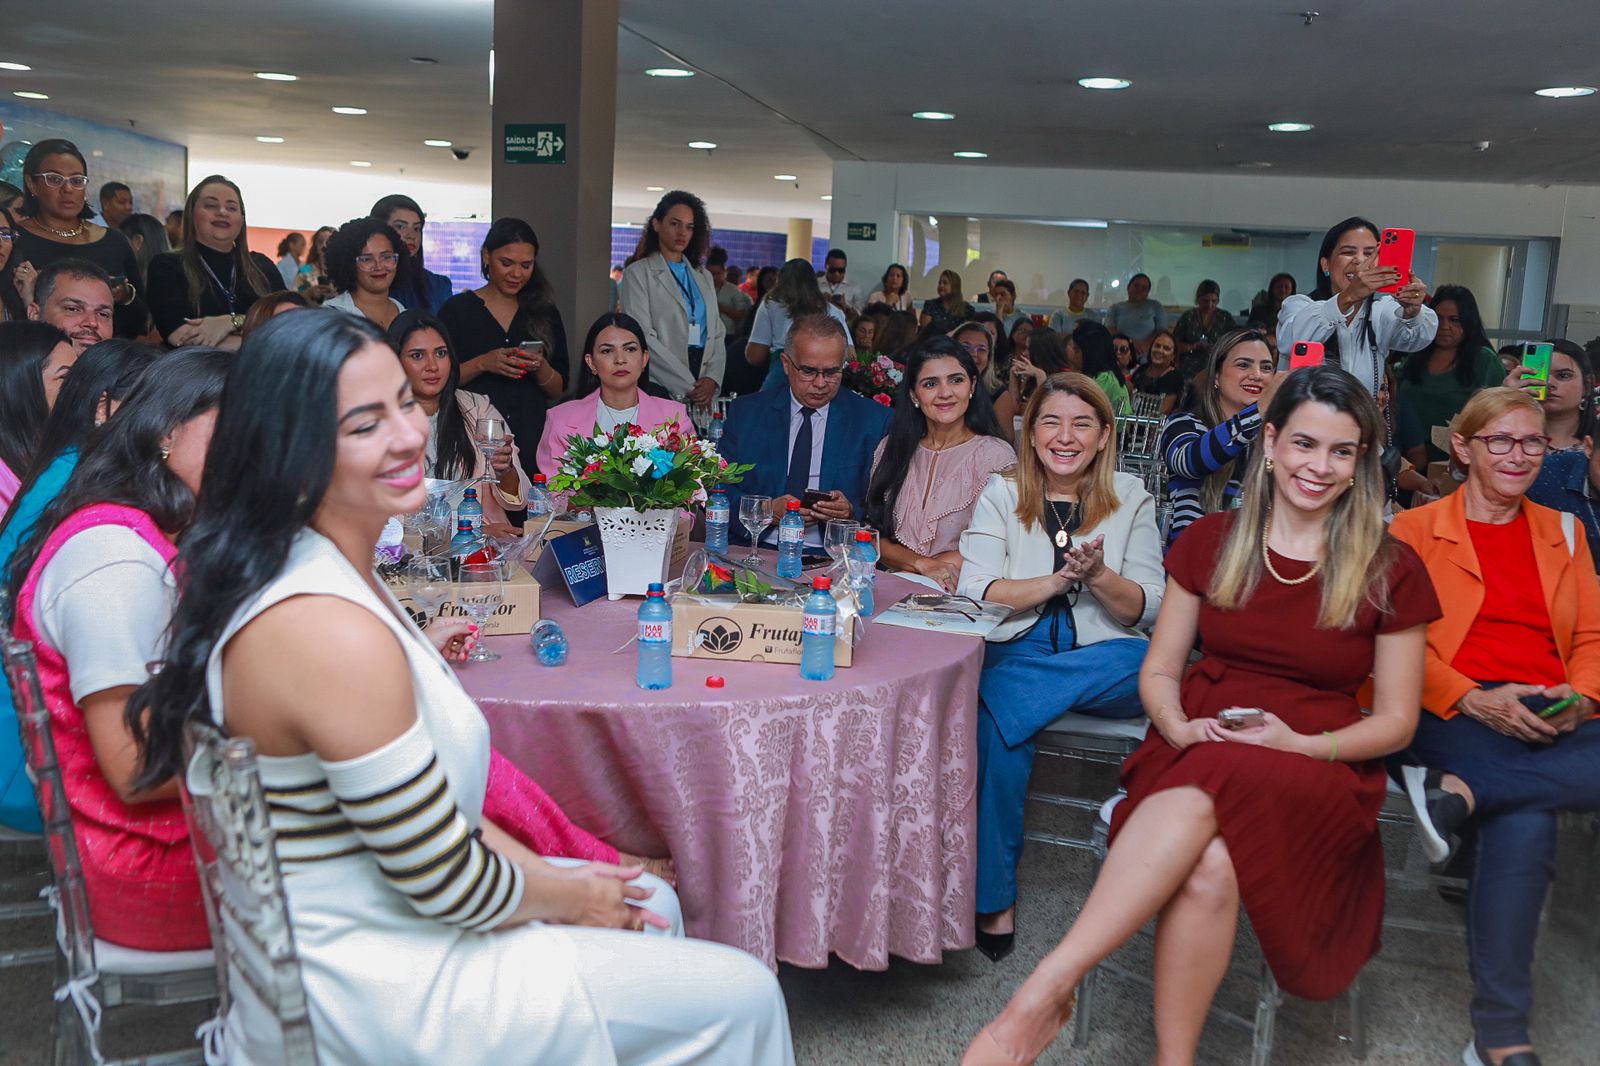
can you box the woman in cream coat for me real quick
[958,372,1164,960]
[618,191,726,406]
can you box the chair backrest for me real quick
[2,635,98,985]
[1131,391,1163,419]
[181,720,320,1065]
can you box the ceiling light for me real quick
[0,62,32,72]
[1267,121,1314,132]
[422,139,453,147]
[645,67,694,78]
[820,195,833,201]
[409,56,438,65]
[12,90,48,100]
[912,111,955,120]
[952,151,988,159]
[331,106,368,116]
[645,186,664,192]
[687,140,717,149]
[1534,85,1596,98]
[349,160,372,167]
[773,173,797,181]
[255,136,285,143]
[1077,77,1131,90]
[1233,160,1274,169]
[254,71,297,82]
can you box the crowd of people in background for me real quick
[2,146,1599,1066]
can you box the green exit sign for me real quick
[846,222,877,241]
[504,123,567,164]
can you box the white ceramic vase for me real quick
[593,506,675,599]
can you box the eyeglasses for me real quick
[355,252,401,270]
[35,172,90,191]
[1470,433,1551,456]
[783,354,843,381]
[958,341,991,358]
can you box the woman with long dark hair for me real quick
[1072,320,1131,416]
[1248,271,1297,329]
[619,190,724,406]
[0,320,76,512]
[117,212,172,294]
[372,193,454,313]
[126,309,791,1065]
[439,218,569,482]
[1398,284,1503,464]
[868,262,914,312]
[387,309,528,533]
[745,257,852,390]
[996,328,1074,442]
[299,224,337,301]
[864,336,1012,590]
[1131,329,1182,415]
[0,211,23,322]
[144,175,284,347]
[4,346,232,950]
[274,231,306,289]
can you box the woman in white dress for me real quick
[130,308,793,1066]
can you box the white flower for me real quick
[591,433,609,448]
[630,455,654,477]
[627,433,656,453]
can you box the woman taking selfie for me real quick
[863,336,1013,591]
[958,374,1164,964]
[964,367,1439,1065]
[128,310,790,1065]
[1505,339,1594,455]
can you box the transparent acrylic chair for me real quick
[181,719,320,1065]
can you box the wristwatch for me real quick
[230,312,246,333]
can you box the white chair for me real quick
[3,633,216,1065]
[181,719,320,1065]
[1023,712,1148,852]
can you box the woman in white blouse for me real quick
[868,262,916,312]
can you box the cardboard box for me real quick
[671,598,854,667]
[386,564,542,637]
[1425,461,1466,497]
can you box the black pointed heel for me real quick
[975,928,1015,963]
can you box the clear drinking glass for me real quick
[824,519,861,563]
[474,416,508,484]
[738,495,773,567]
[405,555,451,630]
[456,561,506,662]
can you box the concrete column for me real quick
[785,217,813,264]
[492,0,619,384]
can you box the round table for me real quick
[458,570,981,971]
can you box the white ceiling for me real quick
[5,0,1600,230]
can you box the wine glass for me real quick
[456,561,507,663]
[474,416,508,484]
[405,555,451,630]
[824,519,861,564]
[738,495,772,567]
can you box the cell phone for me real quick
[800,489,831,510]
[1217,708,1266,730]
[517,340,545,358]
[1376,227,1415,293]
[1519,692,1580,719]
[1519,342,1552,401]
[1289,341,1325,370]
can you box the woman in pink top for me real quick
[0,321,76,514]
[865,336,1015,591]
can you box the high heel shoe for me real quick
[974,928,1014,962]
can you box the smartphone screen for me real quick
[1289,341,1325,370]
[800,489,830,510]
[1376,228,1416,293]
[1521,342,1552,400]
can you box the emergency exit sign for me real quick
[504,124,567,164]
[846,222,877,241]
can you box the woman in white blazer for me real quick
[618,191,726,407]
[958,372,1164,961]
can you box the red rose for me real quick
[873,393,892,406]
[583,461,602,475]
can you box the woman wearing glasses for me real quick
[321,216,406,330]
[144,175,284,348]
[1389,387,1600,1066]
[6,139,147,338]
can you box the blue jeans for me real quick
[1402,711,1600,1047]
[975,611,1147,914]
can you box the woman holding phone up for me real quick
[439,218,568,482]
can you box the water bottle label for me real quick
[778,524,804,544]
[639,620,671,643]
[803,613,836,636]
[707,505,729,523]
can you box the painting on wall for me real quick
[0,99,187,220]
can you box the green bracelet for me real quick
[1322,730,1338,762]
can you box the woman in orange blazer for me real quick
[1387,387,1600,1066]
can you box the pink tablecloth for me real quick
[458,571,980,971]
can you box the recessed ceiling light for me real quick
[820,194,833,201]
[0,62,32,72]
[645,67,694,78]
[645,186,665,192]
[12,90,48,100]
[331,106,368,116]
[255,136,285,144]
[1234,160,1274,169]
[912,111,955,120]
[687,140,717,150]
[422,139,453,147]
[952,151,988,159]
[1534,85,1596,98]
[1078,77,1131,90]
[409,56,438,65]
[349,160,372,167]
[773,173,797,181]
[1267,121,1314,132]
[254,71,297,82]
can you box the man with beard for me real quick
[29,259,114,352]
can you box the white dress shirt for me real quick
[761,394,831,547]
[817,278,863,312]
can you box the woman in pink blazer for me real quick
[536,312,692,480]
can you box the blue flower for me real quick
[648,448,675,478]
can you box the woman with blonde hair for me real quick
[957,372,1165,962]
[919,268,973,334]
[964,366,1440,1065]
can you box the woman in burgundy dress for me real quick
[964,365,1441,1066]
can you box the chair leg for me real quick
[1071,965,1097,1048]
[1250,962,1282,1066]
[1345,973,1367,1060]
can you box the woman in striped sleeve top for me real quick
[130,309,793,1066]
[1159,329,1284,548]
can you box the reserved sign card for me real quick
[532,526,608,606]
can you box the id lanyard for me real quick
[672,265,703,346]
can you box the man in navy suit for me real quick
[721,313,891,545]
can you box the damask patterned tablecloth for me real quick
[459,571,980,971]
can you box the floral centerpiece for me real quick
[841,350,902,407]
[548,419,752,598]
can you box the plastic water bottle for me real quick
[457,487,484,535]
[449,518,484,579]
[705,485,730,555]
[800,576,838,681]
[636,582,673,690]
[530,619,567,666]
[709,411,725,443]
[777,500,805,579]
[527,474,553,520]
[849,530,879,616]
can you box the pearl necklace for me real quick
[1260,504,1322,586]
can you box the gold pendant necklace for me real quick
[1260,503,1322,585]
[1048,498,1078,549]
